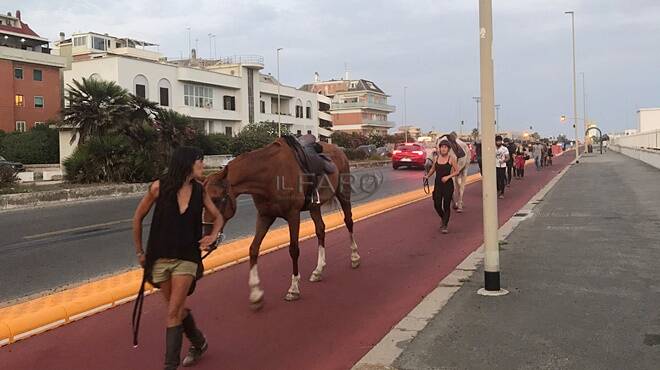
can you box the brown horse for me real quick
[204,137,360,306]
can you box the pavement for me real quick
[0,152,570,369]
[393,151,660,370]
[0,165,478,304]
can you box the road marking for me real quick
[23,219,133,240]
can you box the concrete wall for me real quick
[611,129,660,150]
[610,144,660,170]
[638,109,660,133]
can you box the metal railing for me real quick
[218,55,264,67]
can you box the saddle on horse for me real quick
[282,134,337,208]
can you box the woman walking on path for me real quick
[424,141,460,234]
[132,146,224,370]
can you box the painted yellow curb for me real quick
[0,170,490,346]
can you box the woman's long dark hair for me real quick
[159,146,204,202]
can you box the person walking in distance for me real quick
[532,141,543,171]
[495,135,509,199]
[514,146,527,179]
[132,147,224,370]
[505,138,516,186]
[424,141,460,234]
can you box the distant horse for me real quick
[424,135,470,212]
[204,138,360,307]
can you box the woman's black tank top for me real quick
[146,180,204,266]
[434,159,452,186]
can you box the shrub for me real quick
[0,165,18,188]
[0,126,59,164]
[230,122,285,156]
[344,148,368,161]
[190,133,232,155]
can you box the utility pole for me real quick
[277,48,283,137]
[566,11,579,162]
[186,27,191,59]
[581,71,587,130]
[478,0,507,296]
[494,104,501,133]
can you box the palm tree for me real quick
[154,109,197,152]
[471,128,480,140]
[62,77,130,144]
[120,94,160,147]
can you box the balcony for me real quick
[362,119,395,128]
[0,46,66,68]
[218,55,264,69]
[332,101,396,112]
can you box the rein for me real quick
[201,171,231,260]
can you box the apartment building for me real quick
[301,76,395,135]
[54,32,331,160]
[0,10,65,132]
[397,125,421,139]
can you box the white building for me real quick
[55,32,332,161]
[637,108,660,133]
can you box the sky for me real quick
[17,0,660,137]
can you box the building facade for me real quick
[301,77,395,135]
[0,10,65,132]
[637,108,660,133]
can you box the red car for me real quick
[392,143,427,170]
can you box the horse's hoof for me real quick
[351,260,361,269]
[284,292,300,301]
[309,271,323,282]
[249,298,264,311]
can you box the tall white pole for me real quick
[581,71,587,134]
[495,104,501,134]
[566,11,579,162]
[472,96,481,134]
[187,27,191,59]
[277,48,283,137]
[478,0,507,296]
[404,86,408,143]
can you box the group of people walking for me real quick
[425,134,555,234]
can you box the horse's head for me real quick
[204,167,237,225]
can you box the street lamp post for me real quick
[403,86,408,143]
[472,96,481,134]
[277,48,283,137]
[581,71,587,134]
[566,11,579,162]
[494,104,501,133]
[478,0,507,296]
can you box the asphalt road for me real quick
[0,157,567,370]
[0,164,479,304]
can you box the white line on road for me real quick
[23,219,134,240]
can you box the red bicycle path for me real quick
[0,153,573,370]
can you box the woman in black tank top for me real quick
[132,146,224,370]
[424,141,460,233]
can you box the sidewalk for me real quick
[393,151,660,369]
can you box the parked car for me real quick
[0,155,25,173]
[391,143,426,170]
[466,143,478,163]
[356,144,377,157]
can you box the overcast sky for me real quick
[18,0,660,136]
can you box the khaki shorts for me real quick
[152,258,198,284]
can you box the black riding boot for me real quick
[165,325,184,370]
[182,310,208,367]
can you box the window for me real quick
[184,84,213,108]
[260,100,266,113]
[33,69,42,81]
[34,96,44,108]
[296,130,302,136]
[135,84,146,98]
[34,121,45,126]
[225,126,233,136]
[92,36,107,51]
[73,36,87,47]
[295,99,303,118]
[15,95,24,107]
[15,121,26,132]
[307,130,312,134]
[306,106,312,119]
[159,87,169,106]
[223,95,236,111]
[14,67,23,80]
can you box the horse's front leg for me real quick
[285,213,302,301]
[456,170,466,212]
[309,206,326,282]
[248,214,275,309]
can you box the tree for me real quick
[471,128,479,140]
[61,78,131,144]
[557,134,568,143]
[230,121,288,156]
[367,133,387,148]
[531,132,541,141]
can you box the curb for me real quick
[0,172,482,347]
[352,154,575,370]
